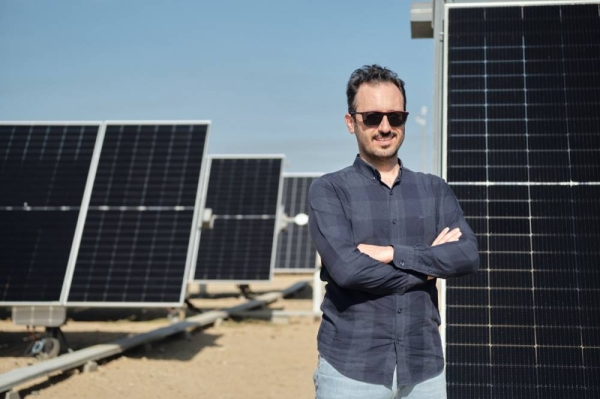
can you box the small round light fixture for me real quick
[294,213,309,226]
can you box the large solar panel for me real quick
[192,156,284,282]
[0,122,100,304]
[443,3,600,398]
[275,174,320,273]
[65,121,210,306]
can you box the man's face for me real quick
[344,82,406,165]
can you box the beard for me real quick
[357,131,403,164]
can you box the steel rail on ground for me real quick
[0,281,310,398]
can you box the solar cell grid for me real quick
[0,211,80,302]
[455,271,488,287]
[193,156,284,282]
[444,3,600,397]
[194,218,276,281]
[0,124,98,207]
[67,122,209,306]
[275,175,320,272]
[69,210,194,303]
[203,158,281,215]
[447,306,488,325]
[90,124,207,207]
[0,123,99,304]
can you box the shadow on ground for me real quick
[0,280,312,359]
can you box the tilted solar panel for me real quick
[275,174,320,272]
[192,156,284,282]
[0,123,100,304]
[66,121,209,306]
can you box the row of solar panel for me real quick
[0,122,319,307]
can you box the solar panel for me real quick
[65,121,210,306]
[275,174,320,273]
[443,3,600,398]
[192,156,284,282]
[0,122,100,304]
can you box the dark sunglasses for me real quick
[350,111,409,127]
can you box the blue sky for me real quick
[0,0,434,173]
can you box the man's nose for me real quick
[378,115,392,133]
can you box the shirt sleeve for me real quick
[392,180,480,279]
[309,177,427,295]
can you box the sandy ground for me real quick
[0,275,321,398]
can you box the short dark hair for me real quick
[346,64,407,113]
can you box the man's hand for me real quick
[357,244,394,264]
[432,227,461,246]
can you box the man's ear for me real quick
[344,114,355,134]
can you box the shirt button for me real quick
[395,339,400,344]
[400,260,405,267]
[397,309,402,314]
[392,219,397,224]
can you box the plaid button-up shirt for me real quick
[309,156,479,386]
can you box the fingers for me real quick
[357,243,378,257]
[357,244,394,264]
[431,227,449,246]
[445,228,462,242]
[357,244,376,256]
[432,227,462,246]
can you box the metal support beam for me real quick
[0,281,309,395]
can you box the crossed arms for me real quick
[308,177,479,295]
[357,227,463,280]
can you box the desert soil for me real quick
[0,275,321,398]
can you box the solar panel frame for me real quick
[0,121,103,306]
[189,154,285,284]
[440,2,600,397]
[63,120,211,307]
[274,172,322,273]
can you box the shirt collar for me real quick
[352,155,403,183]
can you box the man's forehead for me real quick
[355,82,405,105]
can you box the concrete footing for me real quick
[83,361,98,373]
[4,389,20,399]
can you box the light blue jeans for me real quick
[314,356,447,399]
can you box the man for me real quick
[309,64,479,398]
